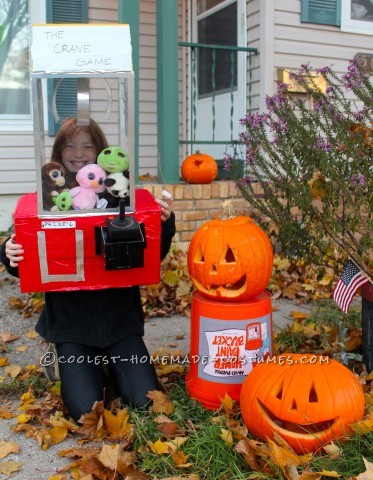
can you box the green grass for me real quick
[0,372,49,397]
[128,300,372,480]
[310,432,373,477]
[130,382,255,479]
[128,380,373,480]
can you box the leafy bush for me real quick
[225,60,372,281]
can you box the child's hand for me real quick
[155,190,173,222]
[5,234,24,268]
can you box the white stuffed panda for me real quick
[102,170,130,207]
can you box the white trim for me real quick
[259,0,275,112]
[197,0,237,20]
[341,0,373,35]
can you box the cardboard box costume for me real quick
[14,24,161,293]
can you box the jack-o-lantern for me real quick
[187,215,274,302]
[181,151,218,184]
[240,353,365,453]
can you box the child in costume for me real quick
[0,117,176,421]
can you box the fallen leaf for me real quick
[148,438,168,455]
[351,412,373,434]
[103,407,133,441]
[356,457,373,479]
[220,428,233,446]
[48,414,79,432]
[225,418,248,439]
[220,393,234,414]
[344,334,362,352]
[170,449,193,468]
[75,401,106,440]
[267,437,303,473]
[0,459,22,475]
[17,413,32,424]
[25,330,39,339]
[18,388,36,413]
[4,364,22,378]
[235,438,260,470]
[0,357,9,367]
[8,296,26,309]
[164,436,189,452]
[0,406,15,419]
[283,282,302,299]
[0,332,20,343]
[58,446,101,459]
[147,390,174,415]
[298,472,321,479]
[116,451,138,476]
[290,311,311,320]
[275,258,291,270]
[323,442,342,458]
[0,441,20,459]
[16,346,29,352]
[49,426,68,445]
[163,270,181,287]
[316,470,340,477]
[318,269,334,286]
[97,443,121,470]
[157,419,180,438]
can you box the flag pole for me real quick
[361,282,373,373]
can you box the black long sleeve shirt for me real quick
[0,213,176,347]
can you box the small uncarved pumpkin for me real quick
[187,216,274,302]
[181,151,218,184]
[240,353,365,454]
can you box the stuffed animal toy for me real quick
[97,146,130,208]
[51,189,73,212]
[104,170,130,207]
[41,162,66,211]
[70,164,106,210]
[97,146,129,173]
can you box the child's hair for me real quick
[51,117,109,164]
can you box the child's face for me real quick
[61,130,97,173]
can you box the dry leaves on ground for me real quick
[2,245,344,321]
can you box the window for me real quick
[341,0,373,34]
[0,0,30,117]
[0,0,45,129]
[197,1,238,98]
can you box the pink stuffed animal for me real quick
[70,164,106,210]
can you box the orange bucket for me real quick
[186,290,272,409]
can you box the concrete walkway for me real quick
[0,266,314,479]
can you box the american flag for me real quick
[332,260,369,313]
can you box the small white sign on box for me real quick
[31,24,133,74]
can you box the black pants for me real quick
[55,335,160,421]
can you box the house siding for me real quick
[246,0,261,111]
[273,0,373,83]
[1,0,372,232]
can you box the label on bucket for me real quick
[198,315,272,384]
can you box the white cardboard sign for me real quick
[31,24,133,73]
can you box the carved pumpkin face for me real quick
[240,354,365,453]
[187,216,274,302]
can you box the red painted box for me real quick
[14,189,161,293]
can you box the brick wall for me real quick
[142,181,251,250]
